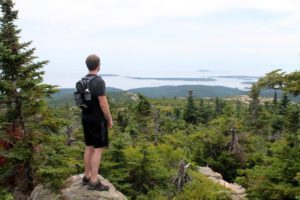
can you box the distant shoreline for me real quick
[125,76,217,82]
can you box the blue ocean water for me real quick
[100,69,261,90]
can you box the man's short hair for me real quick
[86,54,100,71]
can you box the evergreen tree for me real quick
[257,69,286,110]
[198,99,211,125]
[124,143,170,198]
[0,0,58,196]
[215,97,223,115]
[280,93,290,108]
[279,93,290,115]
[135,94,152,136]
[235,99,242,118]
[173,107,181,120]
[116,110,128,132]
[236,137,300,199]
[284,70,300,96]
[257,69,285,90]
[101,133,131,192]
[258,69,300,97]
[249,83,260,128]
[136,93,152,116]
[286,104,300,134]
[273,90,278,107]
[183,91,198,124]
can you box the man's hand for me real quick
[108,119,113,129]
[98,95,113,128]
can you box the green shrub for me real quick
[175,171,231,200]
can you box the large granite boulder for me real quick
[29,174,127,200]
[198,166,247,200]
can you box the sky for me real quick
[13,0,300,88]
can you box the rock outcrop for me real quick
[198,166,247,200]
[29,174,127,200]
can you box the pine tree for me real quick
[0,0,57,196]
[235,99,242,118]
[280,93,290,109]
[273,90,278,107]
[116,111,128,132]
[279,93,290,115]
[249,83,260,128]
[183,91,199,124]
[173,107,181,120]
[136,93,152,116]
[257,69,284,90]
[135,94,152,136]
[215,97,222,115]
[198,99,211,125]
[124,143,170,198]
[286,105,300,134]
[258,69,300,97]
[101,134,131,192]
[284,70,300,96]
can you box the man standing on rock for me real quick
[80,54,113,191]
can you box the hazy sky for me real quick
[14,0,300,87]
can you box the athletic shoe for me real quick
[88,179,109,191]
[81,176,90,186]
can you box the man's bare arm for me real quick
[98,96,113,128]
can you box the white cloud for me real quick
[15,0,300,29]
[11,0,300,88]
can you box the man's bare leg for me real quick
[90,148,104,183]
[84,146,94,178]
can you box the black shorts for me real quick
[82,118,108,148]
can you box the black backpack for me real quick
[74,75,96,109]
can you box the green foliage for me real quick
[116,111,129,132]
[236,137,300,199]
[134,94,153,136]
[175,171,232,200]
[0,0,57,121]
[136,188,170,200]
[215,97,226,116]
[124,143,172,198]
[189,129,242,182]
[33,134,84,191]
[285,104,300,133]
[198,99,214,125]
[248,83,261,128]
[183,91,199,124]
[136,94,152,117]
[257,69,285,90]
[285,70,300,96]
[0,188,13,200]
[257,69,300,97]
[101,133,131,192]
[0,0,64,196]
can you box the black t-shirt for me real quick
[81,74,106,121]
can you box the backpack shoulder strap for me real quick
[81,75,97,89]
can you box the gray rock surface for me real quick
[28,185,61,200]
[29,174,127,200]
[198,166,247,200]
